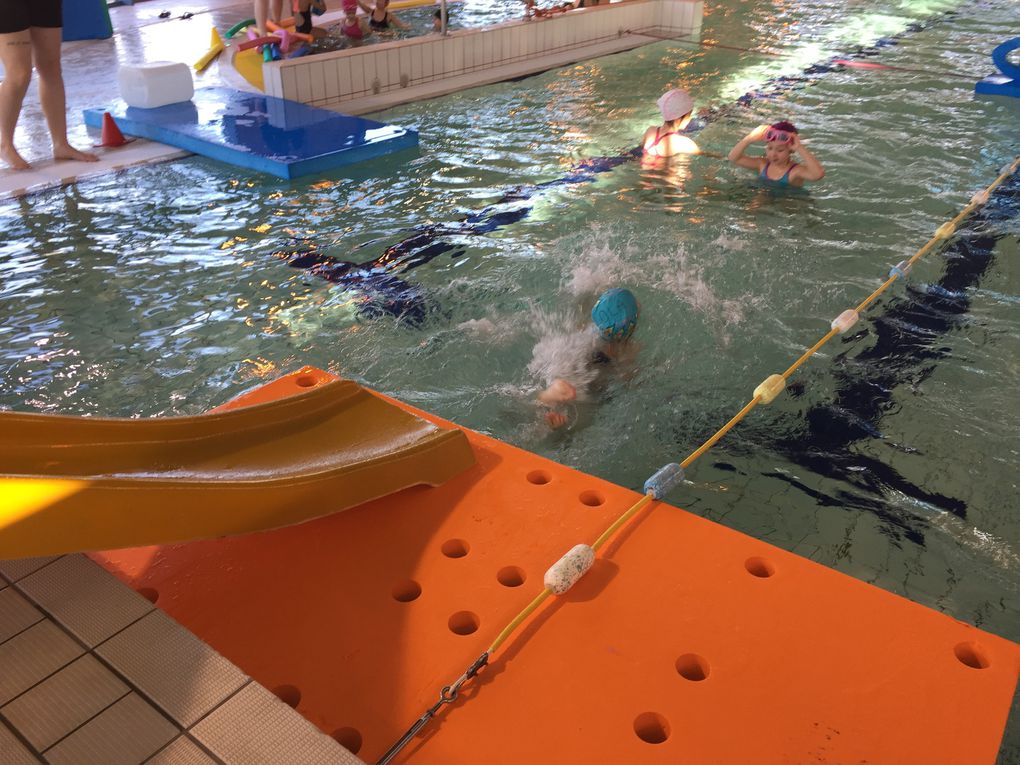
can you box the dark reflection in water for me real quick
[752,174,1019,545]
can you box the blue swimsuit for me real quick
[759,161,798,187]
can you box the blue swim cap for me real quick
[591,288,639,341]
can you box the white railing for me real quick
[262,0,702,113]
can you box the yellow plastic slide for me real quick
[0,370,474,559]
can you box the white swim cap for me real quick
[657,89,693,121]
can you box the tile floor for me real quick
[0,554,364,764]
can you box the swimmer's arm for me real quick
[728,124,767,170]
[389,11,410,28]
[791,135,825,182]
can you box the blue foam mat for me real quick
[84,88,418,179]
[975,75,1020,99]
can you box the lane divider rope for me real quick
[375,149,1018,764]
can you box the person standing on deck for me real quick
[0,0,98,170]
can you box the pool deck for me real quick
[0,0,260,200]
[0,553,364,765]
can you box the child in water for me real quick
[340,0,369,39]
[642,89,700,158]
[535,288,639,429]
[727,121,825,187]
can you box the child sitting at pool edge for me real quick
[537,287,639,429]
[728,121,824,187]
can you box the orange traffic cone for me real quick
[94,112,134,148]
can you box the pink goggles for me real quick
[764,127,795,144]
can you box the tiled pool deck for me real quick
[0,554,364,764]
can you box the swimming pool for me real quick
[2,0,1019,756]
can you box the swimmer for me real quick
[727,121,825,188]
[366,0,409,32]
[642,89,700,158]
[522,0,570,18]
[536,287,640,429]
[340,0,369,39]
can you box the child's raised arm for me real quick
[728,124,768,170]
[790,134,825,182]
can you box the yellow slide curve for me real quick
[0,370,474,559]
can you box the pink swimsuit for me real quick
[341,18,364,38]
[645,127,679,157]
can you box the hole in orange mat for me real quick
[332,727,363,754]
[744,556,775,578]
[136,588,158,604]
[497,566,526,587]
[273,685,301,707]
[954,641,990,669]
[676,654,710,681]
[527,470,551,485]
[634,712,670,744]
[579,490,605,507]
[441,539,470,558]
[295,374,317,387]
[392,580,422,602]
[448,611,479,635]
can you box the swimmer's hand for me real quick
[749,124,769,142]
[545,411,569,429]
[537,378,577,405]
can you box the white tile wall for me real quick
[281,66,297,99]
[324,60,339,102]
[350,55,365,95]
[268,0,700,105]
[432,43,443,80]
[419,42,432,82]
[399,46,412,86]
[310,63,326,102]
[377,52,387,92]
[299,65,314,101]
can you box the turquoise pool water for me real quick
[2,0,1019,756]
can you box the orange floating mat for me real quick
[92,368,1020,764]
[0,369,473,558]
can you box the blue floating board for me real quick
[84,87,418,179]
[975,75,1020,99]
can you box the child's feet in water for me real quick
[1,145,31,171]
[53,143,99,163]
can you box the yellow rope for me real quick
[481,156,1018,662]
[680,397,760,469]
[487,588,552,653]
[592,493,654,551]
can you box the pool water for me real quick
[2,0,1019,756]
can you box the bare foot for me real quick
[1,145,31,171]
[53,144,99,163]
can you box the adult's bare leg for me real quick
[0,30,33,170]
[30,25,97,163]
